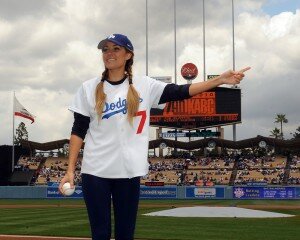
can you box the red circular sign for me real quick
[181,63,198,80]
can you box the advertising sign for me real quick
[181,63,198,80]
[296,188,300,198]
[150,87,241,129]
[159,130,220,138]
[47,186,83,198]
[151,76,172,83]
[186,187,225,199]
[233,187,296,199]
[207,75,220,80]
[140,187,177,199]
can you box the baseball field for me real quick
[0,199,299,240]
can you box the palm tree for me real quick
[270,127,281,139]
[293,126,300,139]
[275,114,288,139]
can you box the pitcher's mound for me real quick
[144,206,294,218]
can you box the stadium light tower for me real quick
[203,0,206,82]
[173,0,178,154]
[232,0,237,141]
[146,0,148,76]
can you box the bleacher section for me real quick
[15,154,300,186]
[288,155,300,184]
[36,157,82,185]
[141,157,234,185]
[234,156,287,185]
[16,156,42,170]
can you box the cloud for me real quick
[0,0,299,145]
[0,0,61,21]
[263,11,295,39]
[234,8,300,139]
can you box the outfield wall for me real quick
[1,185,300,199]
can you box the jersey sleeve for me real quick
[148,77,169,109]
[158,83,191,104]
[68,84,90,117]
[71,112,90,140]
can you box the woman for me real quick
[59,33,250,240]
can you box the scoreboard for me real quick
[150,86,241,129]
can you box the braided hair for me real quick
[95,52,140,125]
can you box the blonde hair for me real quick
[95,53,140,125]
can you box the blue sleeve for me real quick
[71,112,90,140]
[158,84,192,104]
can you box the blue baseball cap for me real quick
[97,34,134,52]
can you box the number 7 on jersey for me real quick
[135,110,146,134]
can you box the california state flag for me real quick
[14,96,35,124]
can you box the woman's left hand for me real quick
[219,67,251,85]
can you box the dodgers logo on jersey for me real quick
[102,97,143,119]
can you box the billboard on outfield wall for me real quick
[233,186,297,199]
[47,186,83,198]
[1,185,300,199]
[185,187,225,199]
[150,87,241,129]
[46,185,177,199]
[140,186,177,199]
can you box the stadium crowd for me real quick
[234,155,287,185]
[17,153,300,186]
[15,156,43,171]
[288,155,300,184]
[35,157,82,185]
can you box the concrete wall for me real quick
[0,186,47,198]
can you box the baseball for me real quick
[62,182,75,196]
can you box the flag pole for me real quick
[146,0,149,76]
[174,0,177,85]
[203,0,206,82]
[173,0,178,154]
[12,91,15,172]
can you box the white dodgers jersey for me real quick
[69,76,168,178]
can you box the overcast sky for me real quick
[0,0,299,145]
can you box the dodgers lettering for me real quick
[103,97,127,114]
[102,97,143,119]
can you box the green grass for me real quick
[0,207,90,237]
[0,199,299,240]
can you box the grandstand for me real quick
[13,150,300,187]
[35,157,82,185]
[2,137,296,186]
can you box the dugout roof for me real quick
[22,135,300,151]
[148,135,300,150]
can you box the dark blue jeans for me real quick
[81,173,140,240]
